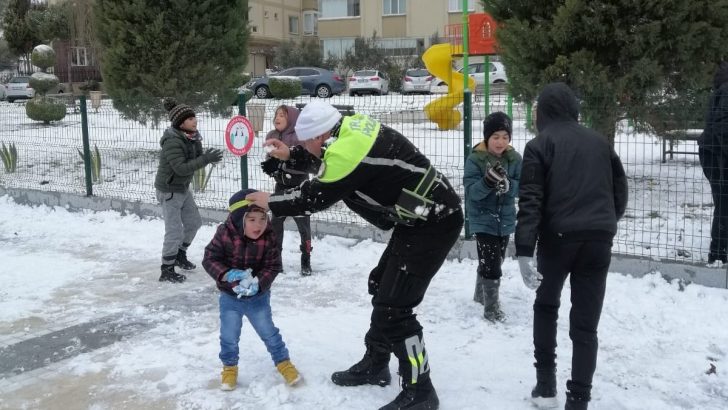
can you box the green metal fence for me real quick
[0,89,717,265]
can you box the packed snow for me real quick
[1,196,727,409]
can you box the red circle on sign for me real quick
[225,115,255,156]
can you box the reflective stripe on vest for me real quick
[319,114,380,183]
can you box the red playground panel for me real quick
[444,13,498,56]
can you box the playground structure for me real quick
[423,13,499,130]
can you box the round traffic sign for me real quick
[225,115,255,156]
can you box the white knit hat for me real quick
[294,100,342,141]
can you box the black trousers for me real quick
[533,238,612,398]
[365,210,464,385]
[699,146,728,259]
[271,184,312,253]
[475,233,509,280]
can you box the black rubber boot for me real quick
[175,247,196,270]
[300,241,312,276]
[473,273,484,305]
[531,367,558,409]
[565,391,589,410]
[483,279,505,322]
[331,347,391,387]
[159,264,187,283]
[378,378,439,410]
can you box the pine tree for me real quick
[2,0,41,73]
[94,0,249,124]
[483,0,728,141]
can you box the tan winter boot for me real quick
[276,359,302,386]
[220,365,238,391]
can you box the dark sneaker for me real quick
[159,264,186,283]
[331,355,391,387]
[175,249,196,270]
[378,379,439,410]
[300,251,312,276]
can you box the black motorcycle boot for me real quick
[159,264,187,283]
[531,367,558,408]
[331,347,391,387]
[300,242,312,276]
[175,246,196,270]
[378,378,439,410]
[483,279,505,322]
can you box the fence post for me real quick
[80,95,93,196]
[238,93,248,190]
[462,0,471,238]
[464,90,472,238]
[507,91,513,118]
[526,101,533,131]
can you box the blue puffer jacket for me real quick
[464,142,522,236]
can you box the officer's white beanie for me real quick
[294,100,342,141]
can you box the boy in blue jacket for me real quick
[464,112,522,322]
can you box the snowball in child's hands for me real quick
[264,145,275,153]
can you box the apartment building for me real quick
[247,0,319,75]
[317,0,485,59]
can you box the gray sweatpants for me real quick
[156,189,202,265]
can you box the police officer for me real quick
[246,100,463,410]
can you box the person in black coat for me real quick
[698,62,728,264]
[515,83,628,410]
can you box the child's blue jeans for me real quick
[219,290,289,366]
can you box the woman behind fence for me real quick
[154,98,223,283]
[698,61,728,265]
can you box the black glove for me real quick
[203,148,223,164]
[493,162,507,178]
[484,164,506,188]
[261,156,282,176]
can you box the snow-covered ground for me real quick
[1,196,727,410]
[0,92,715,263]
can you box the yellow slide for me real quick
[423,44,475,130]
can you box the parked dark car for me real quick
[247,67,346,99]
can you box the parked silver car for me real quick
[401,68,433,95]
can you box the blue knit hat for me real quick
[228,189,266,228]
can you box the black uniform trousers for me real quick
[533,237,612,398]
[365,209,463,386]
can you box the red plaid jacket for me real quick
[202,217,282,297]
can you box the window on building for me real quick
[376,37,419,57]
[71,47,88,66]
[289,15,299,34]
[319,0,360,18]
[383,0,405,15]
[448,0,475,12]
[321,38,355,58]
[303,11,318,35]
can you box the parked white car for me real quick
[348,70,389,96]
[430,62,508,94]
[5,76,34,102]
[5,75,66,103]
[459,61,508,86]
[401,68,433,95]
